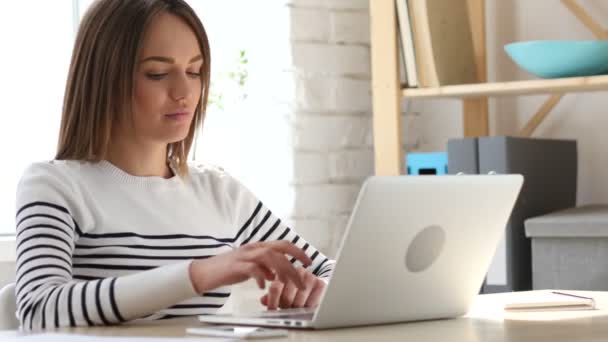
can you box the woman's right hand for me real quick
[189,240,313,294]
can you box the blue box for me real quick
[406,152,448,175]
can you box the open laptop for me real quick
[199,175,523,329]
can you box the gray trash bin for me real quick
[525,205,608,290]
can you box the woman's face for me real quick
[130,12,203,146]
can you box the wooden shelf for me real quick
[402,75,608,99]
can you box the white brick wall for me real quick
[334,77,372,112]
[290,8,330,42]
[286,1,372,259]
[291,75,371,113]
[328,148,374,183]
[331,11,370,44]
[292,152,329,184]
[292,43,370,76]
[292,115,372,151]
[292,184,360,218]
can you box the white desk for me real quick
[3,291,608,341]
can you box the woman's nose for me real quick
[170,72,192,103]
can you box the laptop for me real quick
[199,175,524,329]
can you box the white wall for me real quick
[492,0,608,206]
[0,238,16,288]
[0,263,15,289]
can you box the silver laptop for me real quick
[199,175,523,329]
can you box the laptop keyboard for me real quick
[258,307,316,320]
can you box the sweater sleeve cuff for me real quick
[114,260,198,320]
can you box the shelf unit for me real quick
[369,0,608,176]
[402,75,608,99]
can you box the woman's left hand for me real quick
[260,266,327,310]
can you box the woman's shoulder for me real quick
[187,163,234,185]
[186,163,259,213]
[188,162,227,176]
[21,160,82,180]
[16,160,87,207]
[19,160,84,191]
[187,163,248,194]
[188,163,230,180]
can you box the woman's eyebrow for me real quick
[140,54,203,64]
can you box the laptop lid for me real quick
[311,175,523,328]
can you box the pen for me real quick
[551,291,594,301]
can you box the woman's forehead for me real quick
[140,12,201,61]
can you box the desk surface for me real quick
[3,290,608,341]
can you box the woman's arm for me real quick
[233,200,335,280]
[231,196,336,310]
[15,164,198,330]
[223,171,336,281]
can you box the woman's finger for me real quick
[257,250,305,289]
[292,271,315,308]
[266,280,285,310]
[304,278,327,308]
[279,280,299,309]
[268,240,312,267]
[260,293,268,306]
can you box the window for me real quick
[0,1,76,235]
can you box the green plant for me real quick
[191,49,249,161]
[207,49,249,111]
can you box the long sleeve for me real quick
[15,164,198,330]
[226,175,335,280]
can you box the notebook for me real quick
[504,291,596,312]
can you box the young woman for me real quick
[15,0,333,330]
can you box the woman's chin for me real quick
[165,131,191,145]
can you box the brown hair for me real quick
[56,0,210,176]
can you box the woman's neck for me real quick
[105,138,172,178]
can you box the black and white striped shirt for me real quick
[15,160,334,330]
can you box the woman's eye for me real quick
[146,73,167,80]
[187,72,201,78]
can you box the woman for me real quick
[15,0,333,330]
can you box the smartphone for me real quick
[186,325,289,339]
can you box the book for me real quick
[408,0,478,87]
[395,0,419,88]
[504,291,596,312]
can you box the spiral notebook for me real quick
[504,291,596,312]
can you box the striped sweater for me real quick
[15,160,334,330]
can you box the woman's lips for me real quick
[165,112,190,121]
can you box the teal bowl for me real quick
[504,40,608,78]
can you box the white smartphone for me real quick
[186,325,289,339]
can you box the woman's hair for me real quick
[56,0,210,176]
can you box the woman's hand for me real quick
[260,266,327,310]
[189,240,313,294]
